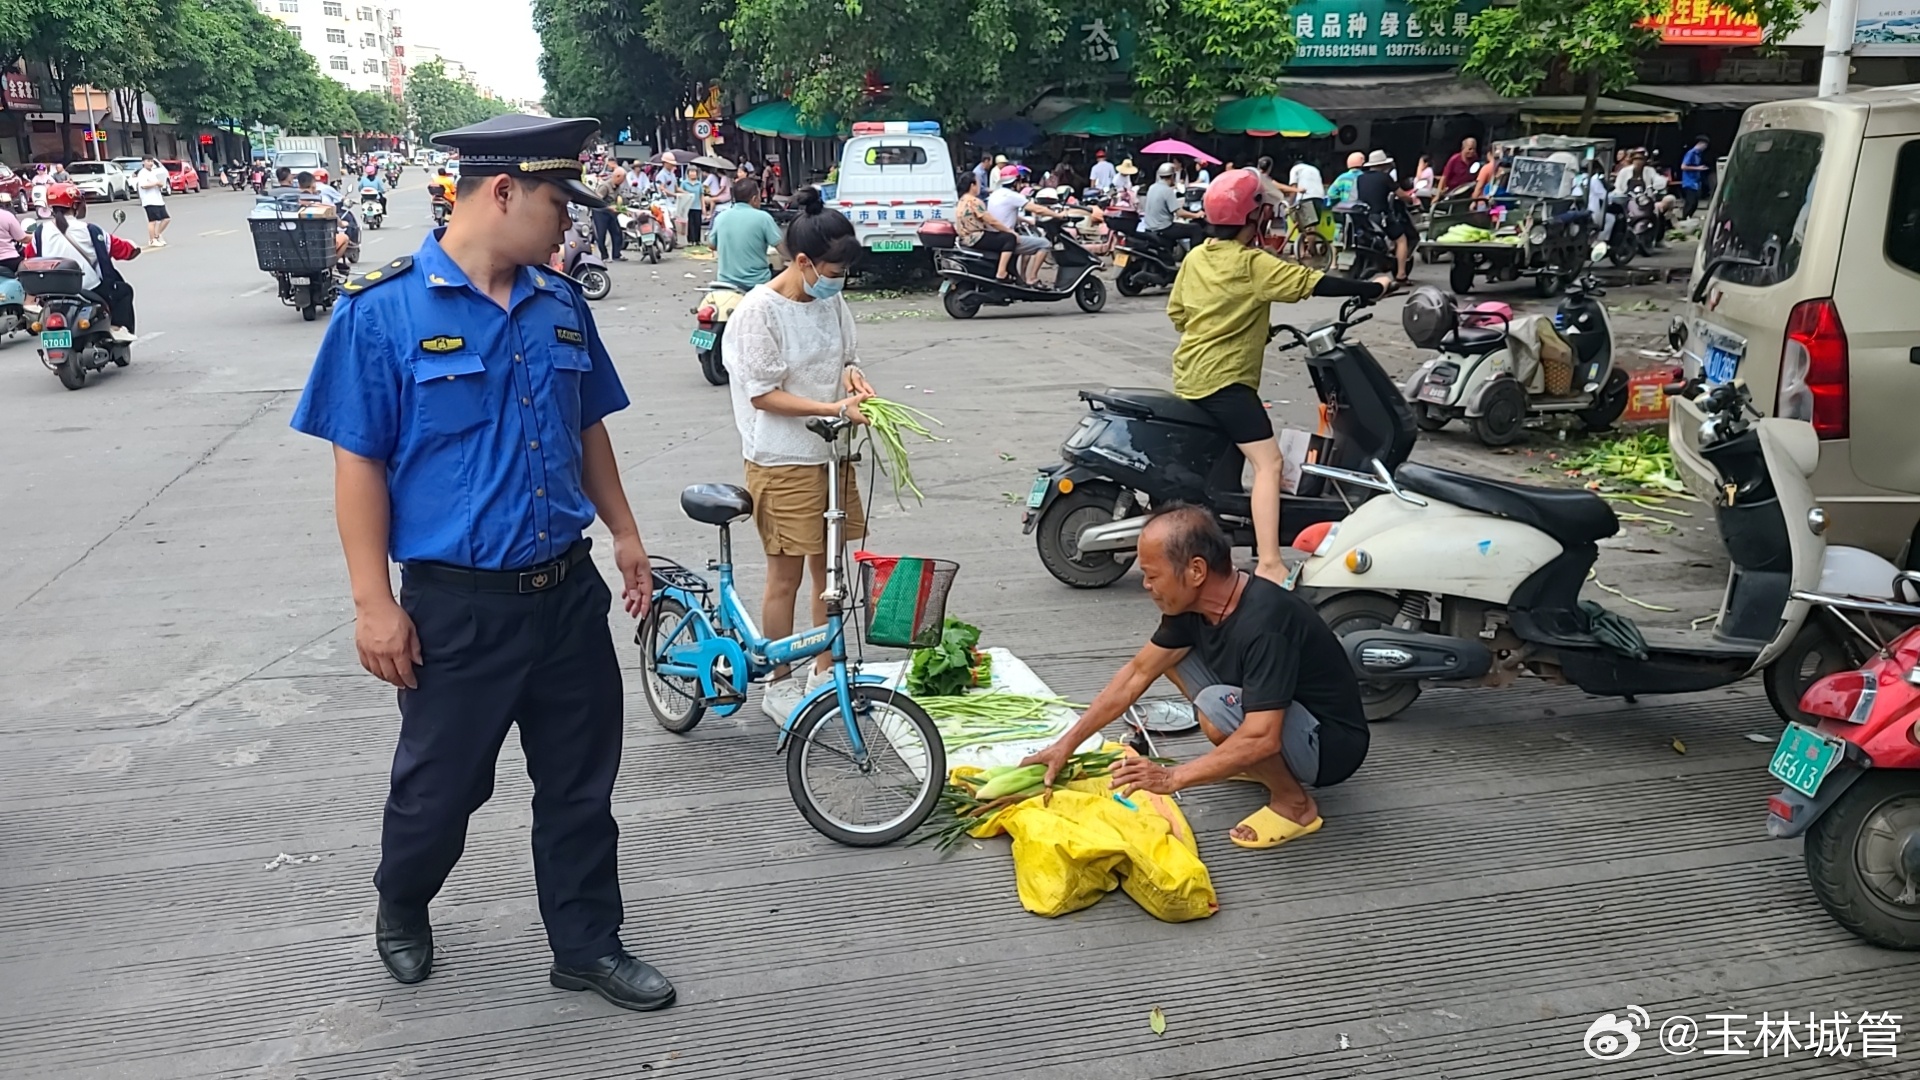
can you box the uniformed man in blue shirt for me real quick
[290,113,675,1012]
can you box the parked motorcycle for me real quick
[620,207,664,263]
[1022,296,1418,588]
[923,217,1108,319]
[690,283,743,386]
[1400,277,1629,446]
[560,210,611,301]
[1765,579,1920,949]
[1295,380,1896,721]
[20,255,131,389]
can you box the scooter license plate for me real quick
[1418,382,1451,404]
[939,280,952,295]
[1113,251,1129,267]
[689,329,716,350]
[1705,344,1742,385]
[1026,474,1050,509]
[1768,722,1844,798]
[41,330,72,349]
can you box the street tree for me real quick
[1133,0,1298,124]
[407,58,505,142]
[1416,0,1815,133]
[348,89,402,136]
[532,0,699,133]
[22,0,154,159]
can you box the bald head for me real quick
[1346,152,1366,170]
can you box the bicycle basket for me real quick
[854,552,958,649]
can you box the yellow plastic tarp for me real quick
[959,750,1218,922]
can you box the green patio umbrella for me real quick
[1211,96,1335,138]
[735,99,841,138]
[1043,101,1159,138]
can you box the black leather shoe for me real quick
[375,901,434,985]
[550,950,676,1011]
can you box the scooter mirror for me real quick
[112,209,127,226]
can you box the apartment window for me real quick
[363,59,379,72]
[286,24,301,37]
[278,0,297,10]
[357,5,373,19]
[380,60,389,75]
[322,0,341,12]
[256,0,270,10]
[325,27,345,42]
[362,32,376,46]
[329,54,349,71]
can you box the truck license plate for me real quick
[690,329,716,350]
[41,330,72,349]
[871,238,913,253]
[1768,722,1844,798]
[1026,474,1050,509]
[1705,344,1742,385]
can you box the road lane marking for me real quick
[199,228,238,237]
[134,331,166,344]
[239,284,273,297]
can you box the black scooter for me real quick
[1022,296,1417,587]
[926,217,1107,318]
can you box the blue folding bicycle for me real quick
[638,417,949,846]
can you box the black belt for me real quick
[405,539,592,594]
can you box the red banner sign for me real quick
[1641,0,1763,44]
[4,71,42,110]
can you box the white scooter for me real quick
[358,193,385,230]
[1401,278,1630,446]
[1292,381,1898,721]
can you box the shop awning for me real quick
[1211,96,1335,137]
[1272,73,1513,119]
[1520,96,1679,126]
[1043,101,1160,137]
[1621,83,1825,110]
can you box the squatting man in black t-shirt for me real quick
[1024,505,1370,848]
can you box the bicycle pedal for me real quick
[705,692,747,707]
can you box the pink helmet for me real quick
[1202,168,1274,227]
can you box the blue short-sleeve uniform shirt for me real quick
[291,230,630,570]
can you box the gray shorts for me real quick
[1173,654,1321,786]
[1014,233,1050,255]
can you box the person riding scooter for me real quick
[986,166,1066,288]
[358,168,388,214]
[22,183,140,339]
[1168,168,1391,582]
[1144,162,1204,249]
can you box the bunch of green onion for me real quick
[860,397,945,507]
[918,692,1083,750]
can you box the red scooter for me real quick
[1767,578,1920,949]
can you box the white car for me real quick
[66,160,131,202]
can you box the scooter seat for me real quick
[1396,462,1617,546]
[1439,325,1506,355]
[1095,387,1216,428]
[680,483,753,526]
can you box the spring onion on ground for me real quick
[860,397,945,507]
[919,750,1131,851]
[1556,431,1686,492]
[918,692,1085,750]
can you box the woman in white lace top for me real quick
[722,186,877,723]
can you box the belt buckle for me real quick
[518,558,567,594]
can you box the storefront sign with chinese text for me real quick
[1285,0,1490,67]
[1639,0,1764,45]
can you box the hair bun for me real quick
[794,186,825,214]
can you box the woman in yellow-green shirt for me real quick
[1166,169,1391,582]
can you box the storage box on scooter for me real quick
[16,257,84,296]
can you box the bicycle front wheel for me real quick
[785,684,945,847]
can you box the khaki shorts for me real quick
[743,461,867,557]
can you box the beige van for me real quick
[1670,85,1920,565]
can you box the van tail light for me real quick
[1777,298,1848,440]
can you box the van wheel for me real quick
[1471,379,1527,446]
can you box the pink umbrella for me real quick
[1139,138,1220,164]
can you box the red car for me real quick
[160,159,201,194]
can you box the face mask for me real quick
[802,260,844,300]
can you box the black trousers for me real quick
[685,206,704,246]
[96,280,135,333]
[591,208,622,259]
[376,545,625,966]
[1682,187,1702,218]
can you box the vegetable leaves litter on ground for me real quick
[1552,431,1686,492]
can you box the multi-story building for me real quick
[406,44,498,99]
[258,0,404,97]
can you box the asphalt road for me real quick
[2,188,1914,1078]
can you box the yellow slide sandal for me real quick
[1229,806,1323,850]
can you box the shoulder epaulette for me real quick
[341,256,414,295]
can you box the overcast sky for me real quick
[403,0,545,102]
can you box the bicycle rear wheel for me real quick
[640,597,707,734]
[785,683,944,846]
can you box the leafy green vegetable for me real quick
[906,617,982,697]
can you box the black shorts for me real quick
[1188,383,1274,445]
[143,205,169,222]
[966,231,1017,253]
